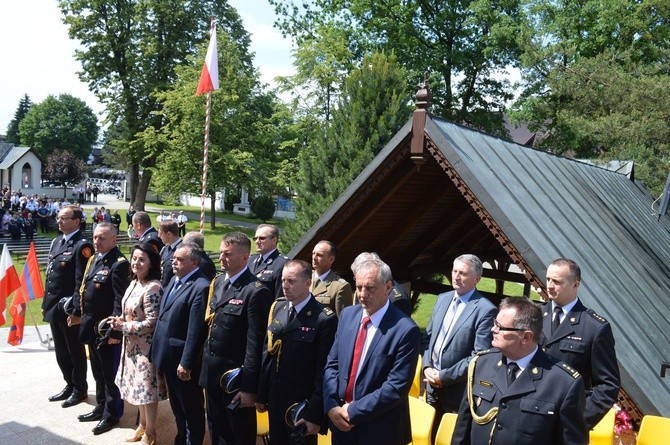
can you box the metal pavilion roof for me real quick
[289,112,670,416]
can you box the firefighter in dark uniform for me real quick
[540,258,620,429]
[247,224,288,299]
[257,260,337,445]
[43,205,93,407]
[452,297,588,445]
[200,232,273,445]
[72,222,130,435]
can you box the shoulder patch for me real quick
[81,246,93,259]
[322,307,334,316]
[559,362,581,379]
[587,309,607,324]
[117,256,127,263]
[391,288,401,297]
[254,281,263,288]
[476,349,495,356]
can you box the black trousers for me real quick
[87,340,123,420]
[49,313,88,394]
[164,368,205,445]
[205,384,256,445]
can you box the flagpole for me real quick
[200,88,211,234]
[199,18,216,234]
[25,302,51,348]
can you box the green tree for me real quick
[270,0,526,135]
[251,195,276,222]
[513,0,670,194]
[59,0,252,210]
[5,94,32,145]
[43,149,86,198]
[18,94,98,160]
[142,29,288,228]
[282,52,412,249]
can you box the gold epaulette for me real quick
[78,255,96,313]
[266,300,282,371]
[204,277,218,326]
[559,362,581,379]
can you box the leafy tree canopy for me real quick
[43,149,86,198]
[18,94,98,160]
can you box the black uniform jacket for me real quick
[199,268,273,393]
[42,231,93,322]
[76,246,130,343]
[257,295,337,428]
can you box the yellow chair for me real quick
[317,429,332,444]
[637,415,670,445]
[409,354,423,398]
[257,410,270,445]
[408,395,435,445]
[434,412,458,445]
[589,407,615,445]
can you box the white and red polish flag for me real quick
[196,25,219,96]
[0,244,20,325]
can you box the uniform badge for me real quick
[479,380,493,388]
[100,269,109,275]
[81,246,93,258]
[63,251,72,256]
[532,367,539,375]
[230,299,244,305]
[476,396,482,407]
[60,262,67,267]
[543,311,548,316]
[95,283,101,289]
[497,360,503,367]
[570,317,576,322]
[306,310,312,316]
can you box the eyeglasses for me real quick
[493,319,526,332]
[253,236,273,241]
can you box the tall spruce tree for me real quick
[282,52,412,249]
[5,94,32,144]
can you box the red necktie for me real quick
[345,316,371,403]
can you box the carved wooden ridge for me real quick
[425,138,544,291]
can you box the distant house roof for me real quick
[0,144,32,169]
[289,112,670,416]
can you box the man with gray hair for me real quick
[183,231,217,280]
[422,254,497,442]
[132,211,163,254]
[323,255,420,445]
[350,252,412,316]
[452,297,588,445]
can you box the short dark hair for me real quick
[499,297,542,343]
[61,205,83,221]
[549,258,581,282]
[159,220,179,236]
[131,243,161,281]
[178,242,203,265]
[284,259,312,280]
[222,232,251,253]
[132,211,151,227]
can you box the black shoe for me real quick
[61,392,87,408]
[92,418,119,435]
[78,410,103,422]
[48,386,73,402]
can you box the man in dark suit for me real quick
[158,220,182,288]
[151,243,210,445]
[452,297,588,445]
[422,254,497,440]
[247,223,288,299]
[257,260,337,445]
[323,256,421,445]
[132,210,164,253]
[200,232,273,445]
[310,240,353,317]
[540,258,620,429]
[71,222,130,435]
[183,231,217,280]
[42,205,93,408]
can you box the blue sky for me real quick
[0,0,294,132]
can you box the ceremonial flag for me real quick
[0,244,20,326]
[8,242,44,345]
[195,25,219,96]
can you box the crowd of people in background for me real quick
[38,203,620,445]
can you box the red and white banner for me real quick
[196,25,219,96]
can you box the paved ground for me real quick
[0,324,188,445]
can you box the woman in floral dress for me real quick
[111,243,166,444]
